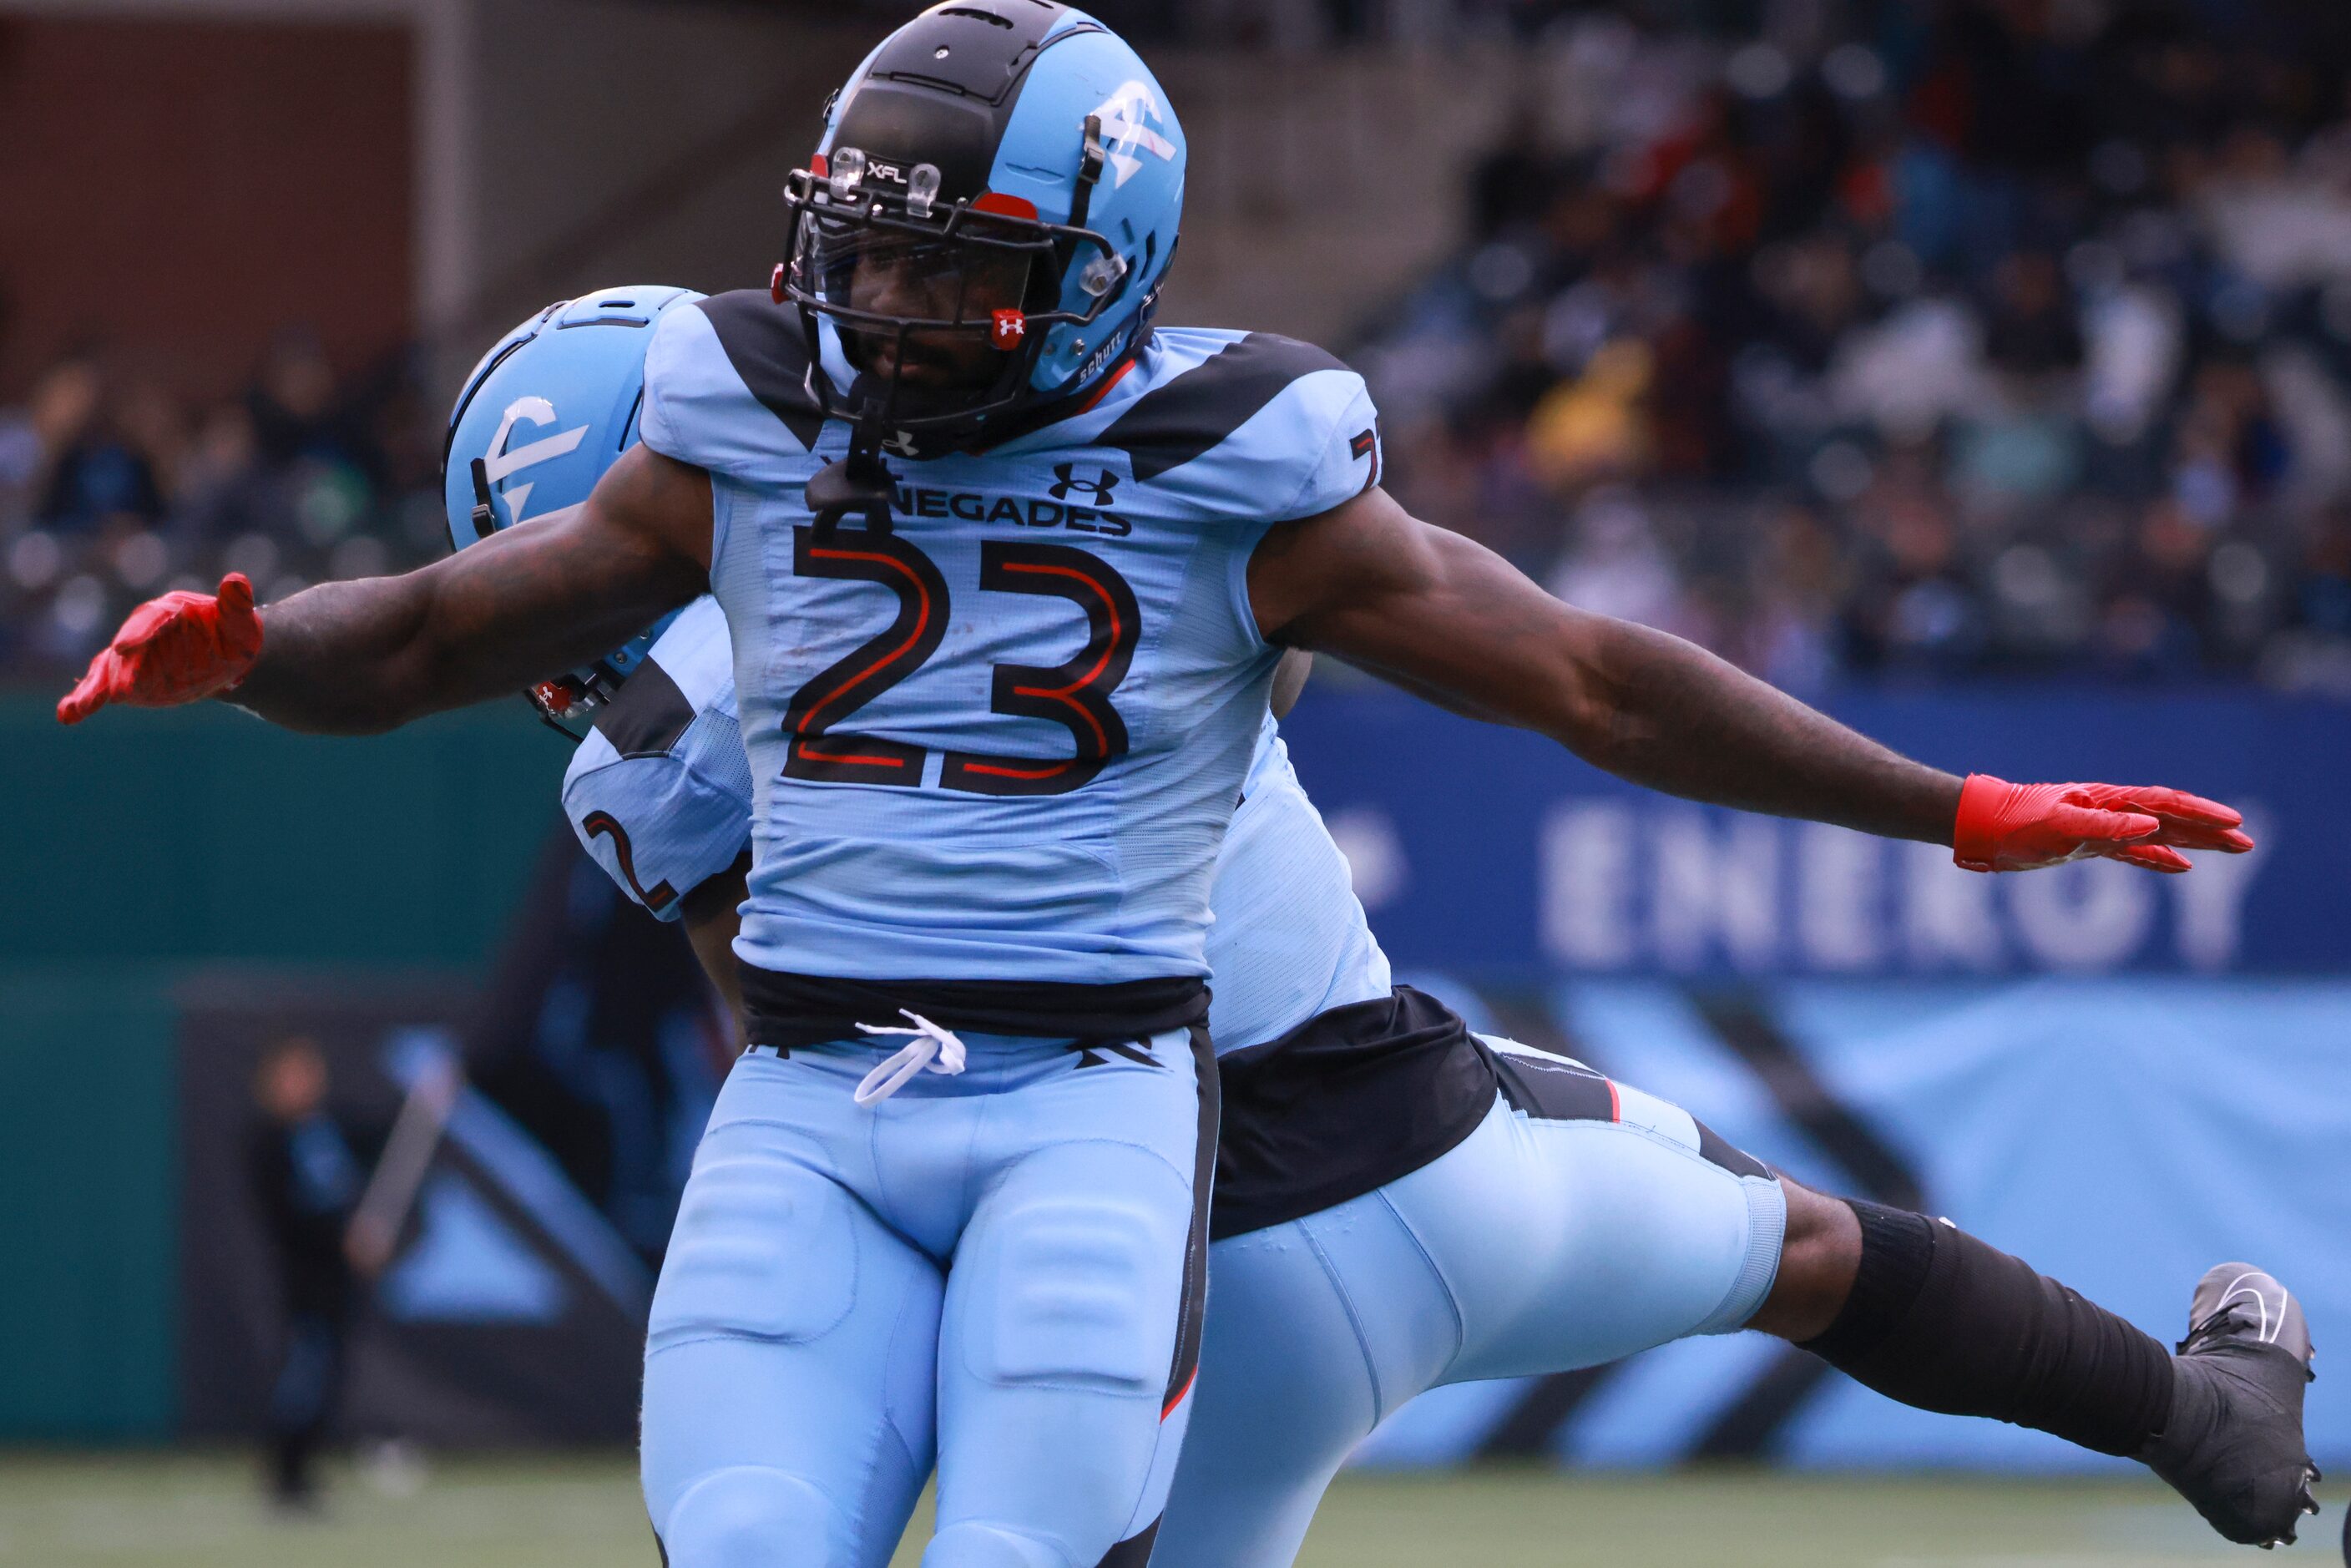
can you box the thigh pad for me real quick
[650,1141,860,1345]
[964,1169,1188,1397]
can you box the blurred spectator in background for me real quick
[35,356,164,531]
[0,332,443,682]
[1356,0,2351,694]
[8,0,2351,695]
[247,1037,372,1510]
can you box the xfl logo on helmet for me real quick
[1049,464,1120,504]
[1090,81,1177,188]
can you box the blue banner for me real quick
[1280,689,2351,978]
[1280,689,2351,1470]
[1346,973,2351,1471]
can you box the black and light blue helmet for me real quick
[780,1,1186,456]
[442,285,703,734]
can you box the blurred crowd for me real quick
[1359,0,2351,691]
[11,2,2351,693]
[0,334,446,680]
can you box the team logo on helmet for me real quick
[480,396,589,525]
[1090,80,1178,189]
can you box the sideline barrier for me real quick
[1279,691,2349,1468]
[1279,689,2350,979]
[1352,972,2351,1471]
[0,695,564,969]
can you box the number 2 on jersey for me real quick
[780,520,948,785]
[781,521,1140,796]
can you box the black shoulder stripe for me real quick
[694,291,826,451]
[1099,333,1352,483]
[593,658,695,759]
[1491,1050,1618,1124]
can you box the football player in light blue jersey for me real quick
[557,620,1785,1568]
[66,3,2314,1562]
[451,288,2302,1566]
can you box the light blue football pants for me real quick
[640,1027,1212,1568]
[1151,1038,1788,1568]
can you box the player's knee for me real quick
[1749,1179,1864,1342]
[921,1520,1072,1568]
[659,1464,842,1568]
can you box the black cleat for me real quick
[2140,1263,2320,1549]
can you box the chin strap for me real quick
[468,458,498,540]
[1067,114,1109,234]
[806,418,898,533]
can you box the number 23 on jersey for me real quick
[779,518,1141,797]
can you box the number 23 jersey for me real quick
[637,291,1383,987]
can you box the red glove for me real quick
[56,573,264,726]
[1952,773,2254,874]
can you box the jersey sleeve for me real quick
[563,705,754,922]
[560,599,753,921]
[640,291,827,484]
[1281,374,1381,520]
[1094,331,1384,525]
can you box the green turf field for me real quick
[0,1454,2336,1566]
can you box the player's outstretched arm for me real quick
[59,446,713,736]
[1249,488,2252,872]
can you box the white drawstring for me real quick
[852,1009,968,1106]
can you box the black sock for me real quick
[1800,1198,2175,1457]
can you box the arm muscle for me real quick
[229,446,713,733]
[1248,488,1961,844]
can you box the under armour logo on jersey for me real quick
[1049,464,1120,504]
[1090,80,1178,188]
[481,396,589,526]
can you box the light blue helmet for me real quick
[779,2,1186,457]
[442,284,702,734]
